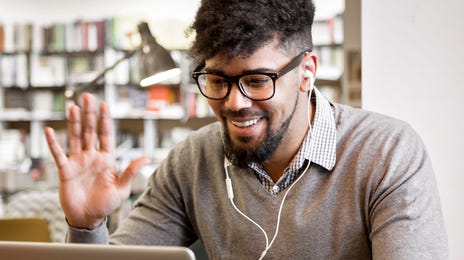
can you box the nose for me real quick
[224,83,252,111]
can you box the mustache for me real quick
[220,108,269,118]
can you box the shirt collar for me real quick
[306,87,337,171]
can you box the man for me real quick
[45,0,448,259]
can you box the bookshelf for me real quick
[311,8,362,108]
[342,0,362,107]
[312,13,345,104]
[0,16,215,192]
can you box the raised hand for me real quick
[44,93,147,229]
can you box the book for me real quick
[30,54,66,87]
[146,86,177,112]
[14,53,28,88]
[53,23,66,52]
[32,90,54,112]
[13,23,32,52]
[0,24,4,52]
[0,55,15,86]
[87,21,97,51]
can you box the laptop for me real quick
[0,241,196,260]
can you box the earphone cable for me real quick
[224,87,314,259]
[224,162,270,251]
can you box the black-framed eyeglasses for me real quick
[191,49,310,101]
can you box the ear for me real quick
[300,52,318,92]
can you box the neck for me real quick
[263,96,315,182]
[262,128,307,182]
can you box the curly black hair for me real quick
[189,0,316,64]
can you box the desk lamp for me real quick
[65,21,180,102]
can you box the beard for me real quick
[222,95,299,168]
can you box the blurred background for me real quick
[0,0,462,259]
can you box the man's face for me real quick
[204,45,306,167]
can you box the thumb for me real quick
[118,157,150,190]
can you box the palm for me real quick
[45,93,147,229]
[61,151,121,226]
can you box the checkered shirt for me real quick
[249,88,337,195]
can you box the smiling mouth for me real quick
[231,118,260,128]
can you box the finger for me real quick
[44,127,68,171]
[118,157,150,191]
[68,105,82,155]
[82,93,97,151]
[98,101,112,153]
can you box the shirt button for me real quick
[272,185,280,194]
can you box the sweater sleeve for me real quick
[66,218,109,244]
[367,122,448,259]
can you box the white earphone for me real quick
[305,70,313,78]
[305,70,315,85]
[305,70,315,88]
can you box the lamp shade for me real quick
[137,22,180,86]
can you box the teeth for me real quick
[232,118,259,128]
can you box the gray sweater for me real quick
[69,102,448,259]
